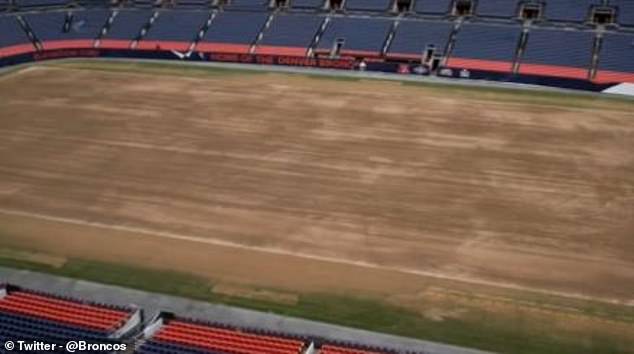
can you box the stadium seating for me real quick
[174,0,211,9]
[144,318,306,354]
[256,13,324,55]
[137,10,209,51]
[447,23,522,72]
[543,0,600,22]
[0,0,633,85]
[133,0,156,8]
[14,0,68,8]
[316,16,393,56]
[345,0,392,12]
[387,20,453,60]
[520,28,594,79]
[291,0,324,10]
[100,10,153,49]
[25,10,109,50]
[0,16,35,57]
[414,0,452,15]
[0,0,10,12]
[196,11,268,53]
[610,0,634,26]
[76,0,111,8]
[595,32,634,83]
[0,287,137,346]
[476,0,519,18]
[225,0,270,11]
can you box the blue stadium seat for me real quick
[0,312,108,341]
[520,28,594,78]
[543,0,600,22]
[69,10,110,38]
[26,10,108,46]
[77,0,111,7]
[595,32,634,82]
[142,11,208,41]
[257,13,323,55]
[387,20,453,59]
[611,0,634,26]
[133,0,156,8]
[15,0,67,8]
[447,23,521,72]
[225,0,270,11]
[24,12,67,41]
[137,10,208,51]
[139,340,226,354]
[476,0,520,18]
[0,16,32,52]
[345,0,392,12]
[414,0,452,15]
[103,10,152,40]
[291,0,323,10]
[0,311,114,353]
[197,11,268,53]
[174,0,211,9]
[0,0,9,11]
[316,16,393,56]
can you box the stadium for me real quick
[0,0,633,354]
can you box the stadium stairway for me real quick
[254,12,324,56]
[99,9,154,49]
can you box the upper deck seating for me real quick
[291,0,324,10]
[133,0,156,8]
[174,0,211,9]
[476,0,520,18]
[595,32,634,83]
[387,19,453,59]
[520,28,594,79]
[100,10,153,49]
[137,10,209,51]
[14,0,68,8]
[145,319,305,354]
[543,0,600,22]
[345,0,392,12]
[76,0,111,7]
[225,0,270,11]
[413,0,452,15]
[25,10,109,49]
[316,16,393,56]
[447,23,522,72]
[256,13,323,55]
[196,11,268,53]
[0,0,10,12]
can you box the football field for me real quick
[0,60,632,353]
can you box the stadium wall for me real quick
[0,45,620,93]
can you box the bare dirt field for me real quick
[0,63,633,300]
[0,62,633,351]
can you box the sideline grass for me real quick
[0,254,631,354]
[45,58,634,109]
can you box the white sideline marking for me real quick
[0,207,631,307]
[603,83,634,96]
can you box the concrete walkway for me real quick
[0,267,493,354]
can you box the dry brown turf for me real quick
[0,63,633,308]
